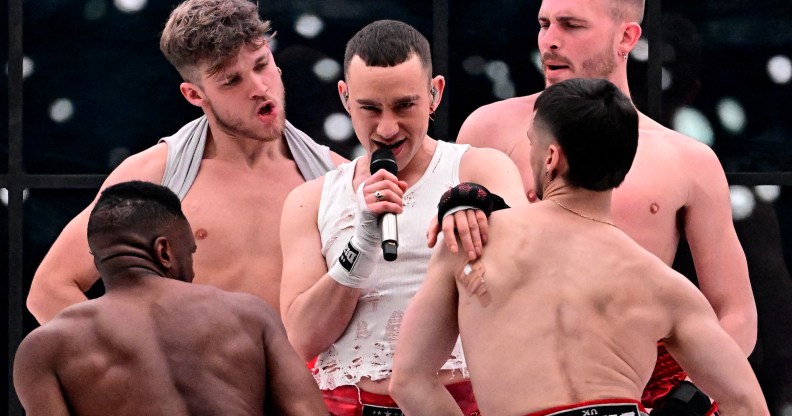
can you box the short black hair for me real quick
[343,19,432,76]
[534,78,638,191]
[88,181,186,238]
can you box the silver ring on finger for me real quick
[374,190,384,201]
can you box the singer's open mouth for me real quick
[373,139,406,151]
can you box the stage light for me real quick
[492,80,516,100]
[672,106,714,146]
[313,58,340,82]
[114,0,146,13]
[717,97,746,134]
[631,38,649,62]
[0,188,29,207]
[661,67,672,90]
[49,98,75,123]
[295,14,324,39]
[531,49,542,74]
[462,55,486,76]
[324,113,353,142]
[767,55,792,84]
[755,185,781,203]
[730,185,755,221]
[485,60,509,82]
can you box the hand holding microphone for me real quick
[369,149,401,261]
[327,148,405,288]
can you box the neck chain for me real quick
[548,198,618,228]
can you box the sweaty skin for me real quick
[27,42,345,324]
[455,0,755,356]
[15,278,325,416]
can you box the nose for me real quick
[538,25,560,53]
[249,73,270,99]
[376,111,400,140]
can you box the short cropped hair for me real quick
[160,0,272,82]
[88,181,186,239]
[343,19,432,77]
[534,78,638,191]
[610,0,645,24]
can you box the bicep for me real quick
[279,186,328,317]
[684,154,753,320]
[34,207,99,292]
[34,147,168,292]
[393,247,460,376]
[460,149,528,208]
[13,335,70,416]
[664,289,758,404]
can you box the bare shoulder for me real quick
[639,114,722,172]
[458,146,527,206]
[458,145,520,182]
[17,302,98,359]
[102,142,169,186]
[457,94,541,150]
[461,145,518,166]
[16,325,62,361]
[283,174,326,212]
[465,94,540,124]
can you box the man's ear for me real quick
[619,22,642,55]
[153,236,173,270]
[546,142,565,178]
[338,80,350,112]
[179,82,205,108]
[429,75,446,111]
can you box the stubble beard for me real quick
[544,41,618,86]
[210,97,286,143]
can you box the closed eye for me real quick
[222,75,241,87]
[395,102,416,111]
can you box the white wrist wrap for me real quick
[328,239,377,288]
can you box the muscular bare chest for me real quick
[180,161,305,308]
[612,141,689,264]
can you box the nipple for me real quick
[527,189,539,203]
[650,203,659,214]
[194,228,208,240]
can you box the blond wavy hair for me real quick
[160,0,272,83]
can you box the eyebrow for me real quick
[355,94,421,106]
[538,15,587,24]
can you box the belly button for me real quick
[650,203,659,214]
[194,229,208,240]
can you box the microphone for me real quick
[370,148,399,261]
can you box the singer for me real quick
[279,20,527,415]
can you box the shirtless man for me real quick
[451,0,756,408]
[279,20,526,415]
[391,78,768,416]
[14,181,327,416]
[27,0,344,323]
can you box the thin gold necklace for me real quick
[548,198,618,228]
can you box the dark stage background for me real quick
[3,0,792,414]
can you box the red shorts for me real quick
[642,343,687,408]
[523,398,647,416]
[322,380,479,416]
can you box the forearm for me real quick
[716,306,757,356]
[391,376,462,416]
[27,273,89,324]
[283,276,360,360]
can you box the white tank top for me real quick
[315,140,470,390]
